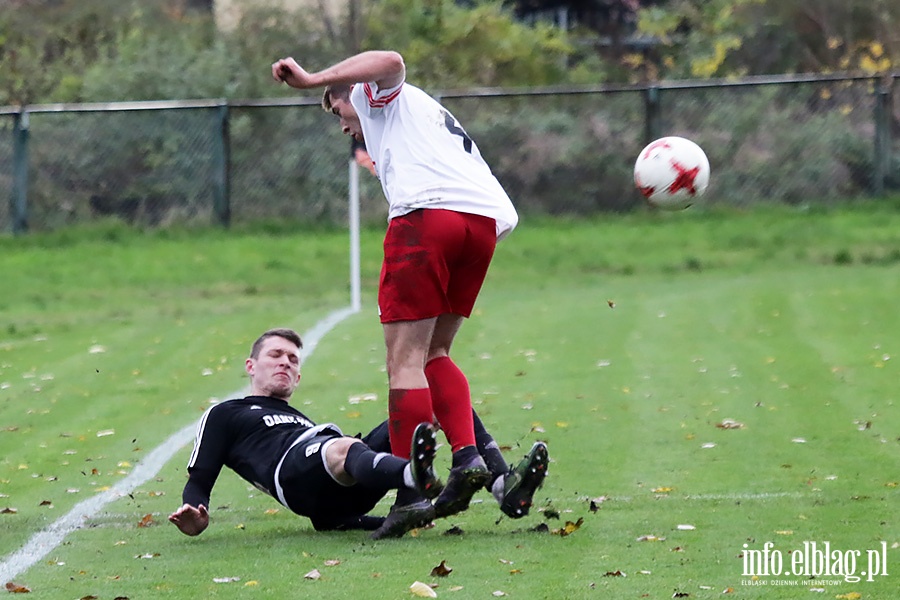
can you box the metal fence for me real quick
[1,72,898,234]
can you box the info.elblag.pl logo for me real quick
[742,541,889,585]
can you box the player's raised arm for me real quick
[272,51,405,91]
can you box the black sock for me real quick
[312,514,385,531]
[473,412,507,482]
[451,444,480,468]
[360,420,391,453]
[395,486,424,506]
[343,442,407,489]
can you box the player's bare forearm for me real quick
[272,51,405,91]
[168,503,209,536]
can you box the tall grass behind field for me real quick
[1,202,900,598]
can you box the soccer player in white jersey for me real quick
[272,50,520,538]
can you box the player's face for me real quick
[246,336,301,400]
[330,98,364,143]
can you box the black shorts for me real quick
[277,434,387,525]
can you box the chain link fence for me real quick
[1,72,898,234]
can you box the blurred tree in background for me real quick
[363,0,588,89]
[0,0,897,105]
[634,0,898,79]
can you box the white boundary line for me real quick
[611,491,806,503]
[0,306,356,583]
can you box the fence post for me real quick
[872,80,891,196]
[212,101,231,227]
[10,109,29,234]
[643,85,661,145]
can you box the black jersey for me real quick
[183,395,338,508]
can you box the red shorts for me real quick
[378,209,497,323]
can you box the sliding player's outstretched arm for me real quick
[169,404,227,536]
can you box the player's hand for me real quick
[168,503,209,536]
[272,57,313,89]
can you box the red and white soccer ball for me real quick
[634,136,710,210]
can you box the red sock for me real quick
[388,388,433,459]
[425,356,476,452]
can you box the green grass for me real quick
[1,203,899,598]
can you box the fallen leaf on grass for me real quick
[676,524,696,530]
[835,593,861,600]
[636,534,666,542]
[323,559,341,567]
[137,514,154,528]
[443,526,464,536]
[715,419,744,430]
[5,581,31,593]
[213,577,240,583]
[1,507,18,514]
[430,560,452,577]
[409,581,437,597]
[603,570,626,577]
[135,553,160,559]
[652,487,674,494]
[492,592,507,597]
[540,507,560,519]
[304,569,321,580]
[589,496,609,512]
[558,518,583,537]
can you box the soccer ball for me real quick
[634,136,710,210]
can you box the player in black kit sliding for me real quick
[169,328,548,540]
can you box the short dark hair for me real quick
[322,83,352,111]
[250,328,303,359]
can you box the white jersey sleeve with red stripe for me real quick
[350,79,517,239]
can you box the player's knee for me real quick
[325,437,362,484]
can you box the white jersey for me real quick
[350,80,518,239]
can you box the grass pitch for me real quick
[1,203,899,599]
